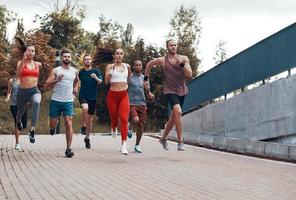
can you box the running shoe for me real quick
[177,141,185,151]
[84,137,91,149]
[65,148,74,158]
[28,130,35,143]
[49,128,56,136]
[134,145,142,153]
[121,141,128,155]
[111,128,117,138]
[15,143,21,150]
[159,138,169,150]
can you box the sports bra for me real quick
[20,62,39,78]
[110,64,128,83]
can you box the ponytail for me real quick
[14,37,34,54]
[92,48,114,67]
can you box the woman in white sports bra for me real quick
[92,48,131,155]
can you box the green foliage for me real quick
[39,8,83,49]
[169,5,202,77]
[15,18,25,38]
[213,40,228,65]
[94,15,124,49]
[0,5,16,69]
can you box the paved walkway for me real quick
[0,134,296,200]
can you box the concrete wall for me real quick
[181,74,296,141]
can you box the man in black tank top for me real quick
[144,39,192,151]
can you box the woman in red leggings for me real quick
[93,48,131,155]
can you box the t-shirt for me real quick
[128,73,146,106]
[51,66,78,102]
[79,68,102,100]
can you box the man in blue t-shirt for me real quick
[79,54,102,149]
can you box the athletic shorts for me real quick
[49,100,74,118]
[165,94,185,109]
[10,105,28,128]
[79,97,97,115]
[130,105,147,124]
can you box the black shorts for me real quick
[165,94,185,109]
[79,97,97,115]
[10,105,28,129]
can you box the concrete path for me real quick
[0,134,295,200]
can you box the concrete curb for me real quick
[164,130,296,161]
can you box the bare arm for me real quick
[73,71,79,95]
[144,57,164,90]
[126,63,131,83]
[144,57,163,78]
[182,56,192,80]
[105,64,114,84]
[5,79,13,103]
[44,69,61,90]
[16,60,23,80]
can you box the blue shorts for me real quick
[49,100,74,118]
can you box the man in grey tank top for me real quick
[144,39,192,151]
[45,48,79,158]
[128,60,154,153]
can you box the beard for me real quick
[62,60,71,64]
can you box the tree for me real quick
[121,23,134,50]
[15,18,25,38]
[38,0,86,52]
[213,40,227,65]
[95,15,123,49]
[0,5,16,70]
[168,5,202,77]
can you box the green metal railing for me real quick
[182,22,296,114]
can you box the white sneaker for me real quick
[15,144,21,150]
[134,145,142,153]
[121,141,128,155]
[111,128,117,138]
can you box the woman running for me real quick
[15,41,42,144]
[92,48,131,155]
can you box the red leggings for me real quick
[107,90,130,141]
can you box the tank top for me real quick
[51,66,78,102]
[10,78,19,106]
[163,55,188,96]
[110,64,128,83]
[128,73,146,105]
[20,62,39,78]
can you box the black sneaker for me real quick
[29,130,35,143]
[17,122,23,131]
[65,148,74,158]
[80,126,86,135]
[84,138,91,149]
[49,128,56,136]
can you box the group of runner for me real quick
[5,39,192,157]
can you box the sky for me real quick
[2,0,296,72]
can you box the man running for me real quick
[128,60,153,153]
[79,54,102,149]
[144,39,192,151]
[45,48,79,158]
